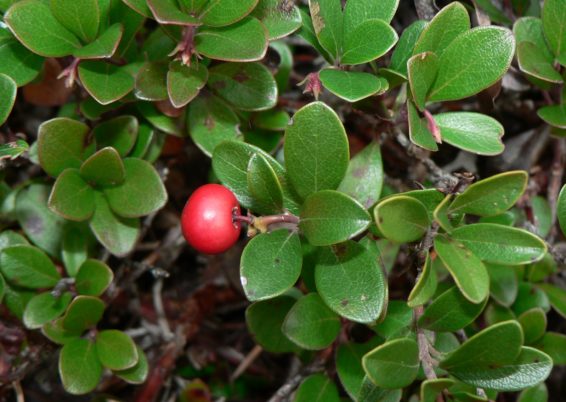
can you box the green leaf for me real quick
[146,0,200,25]
[420,378,457,402]
[78,61,135,105]
[122,0,153,18]
[319,69,387,102]
[542,0,566,65]
[75,259,113,296]
[449,171,527,216]
[130,123,155,158]
[114,345,149,384]
[514,17,553,59]
[440,321,523,370]
[89,192,140,257]
[253,109,290,131]
[338,141,383,209]
[247,153,284,214]
[535,332,566,365]
[358,377,403,402]
[372,301,412,339]
[15,184,65,257]
[23,291,72,329]
[297,7,333,63]
[195,17,268,62]
[414,2,470,56]
[3,285,34,319]
[48,169,96,221]
[0,274,5,304]
[300,190,371,246]
[282,293,340,350]
[527,252,556,283]
[336,339,383,399]
[188,95,240,156]
[0,73,16,126]
[284,102,349,199]
[96,329,138,370]
[516,41,563,83]
[38,118,93,177]
[407,52,438,111]
[428,27,515,102]
[531,196,552,237]
[212,140,299,213]
[208,62,277,111]
[0,245,60,288]
[362,338,419,389]
[135,61,168,101]
[558,184,566,237]
[487,263,518,307]
[315,241,385,323]
[0,230,29,252]
[240,230,302,301]
[59,338,103,395]
[61,295,105,333]
[167,60,208,108]
[294,374,341,402]
[450,224,547,265]
[434,235,489,304]
[61,223,92,277]
[538,104,566,129]
[50,0,100,43]
[341,19,398,65]
[514,282,551,316]
[0,29,44,86]
[537,283,566,318]
[246,295,299,353]
[4,0,81,57]
[198,0,258,27]
[0,139,29,162]
[343,0,399,29]
[136,101,180,135]
[93,115,138,157]
[518,308,547,344]
[434,112,505,155]
[42,318,81,345]
[309,0,343,59]
[390,20,427,76]
[419,286,487,332]
[80,147,125,187]
[407,252,437,307]
[251,0,301,40]
[104,158,167,218]
[518,383,548,402]
[407,99,437,151]
[449,346,552,391]
[375,195,430,243]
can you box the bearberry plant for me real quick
[1,0,566,401]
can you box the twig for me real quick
[231,345,263,381]
[12,381,24,402]
[414,0,436,20]
[267,359,325,402]
[414,306,437,380]
[152,276,174,342]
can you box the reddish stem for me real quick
[423,109,442,143]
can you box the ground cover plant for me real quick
[0,0,566,401]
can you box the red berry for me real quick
[181,184,241,254]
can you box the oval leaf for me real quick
[0,245,60,288]
[375,195,430,243]
[300,190,371,246]
[240,229,302,301]
[315,241,385,323]
[428,27,515,102]
[449,171,527,216]
[450,223,547,265]
[284,102,349,199]
[362,338,419,389]
[59,338,102,395]
[282,293,340,350]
